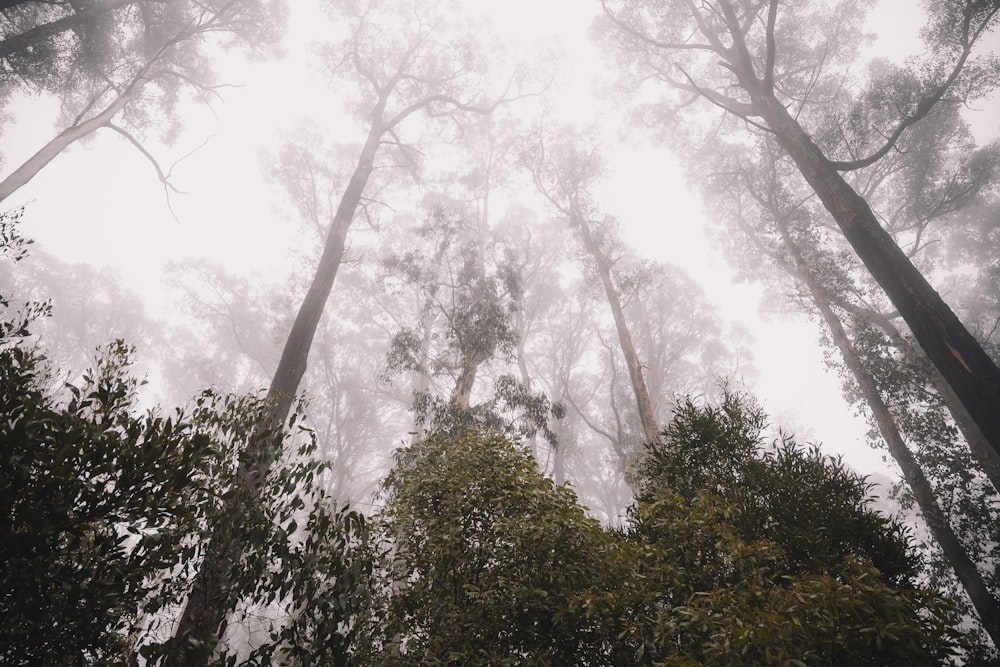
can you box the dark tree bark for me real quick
[777,221,1000,648]
[856,307,1000,495]
[0,0,134,60]
[572,212,659,446]
[757,93,1000,470]
[601,0,1000,479]
[715,0,1000,470]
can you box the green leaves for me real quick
[367,430,621,665]
[0,314,213,663]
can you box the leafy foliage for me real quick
[0,215,370,665]
[356,410,960,665]
[363,430,622,665]
[382,207,563,444]
[623,392,960,664]
[635,391,918,585]
[0,215,213,662]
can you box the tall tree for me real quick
[0,0,285,202]
[707,135,1000,649]
[380,206,559,444]
[169,0,534,658]
[597,0,1000,465]
[525,127,659,446]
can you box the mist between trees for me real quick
[1,0,999,663]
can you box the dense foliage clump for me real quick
[360,403,960,665]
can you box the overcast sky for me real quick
[3,0,998,478]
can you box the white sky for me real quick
[3,0,998,478]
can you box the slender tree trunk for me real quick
[780,225,1000,648]
[0,82,138,202]
[755,92,1000,468]
[0,0,134,59]
[866,312,1000,494]
[166,117,384,665]
[514,307,541,457]
[573,213,658,445]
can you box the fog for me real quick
[2,0,999,661]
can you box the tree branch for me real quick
[830,4,998,171]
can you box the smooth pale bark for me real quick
[573,213,659,446]
[166,116,384,665]
[0,0,135,60]
[778,224,1000,647]
[449,355,483,410]
[0,82,137,202]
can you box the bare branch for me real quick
[676,65,772,133]
[106,122,188,221]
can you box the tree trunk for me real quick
[756,93,1000,470]
[0,0,44,11]
[0,0,134,60]
[166,118,384,665]
[0,82,138,202]
[449,357,479,410]
[780,224,1000,649]
[514,306,541,457]
[573,213,659,445]
[865,311,1000,494]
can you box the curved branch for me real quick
[830,5,998,171]
[676,65,772,133]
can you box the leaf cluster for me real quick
[361,403,961,665]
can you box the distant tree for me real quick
[171,0,538,657]
[0,0,286,202]
[596,0,1000,475]
[381,206,561,444]
[0,240,158,381]
[525,126,659,447]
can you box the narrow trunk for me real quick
[514,307,540,457]
[167,119,384,665]
[0,82,137,202]
[574,214,658,445]
[866,312,1000,494]
[759,95,1000,468]
[781,226,1000,648]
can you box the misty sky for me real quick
[2,0,998,485]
